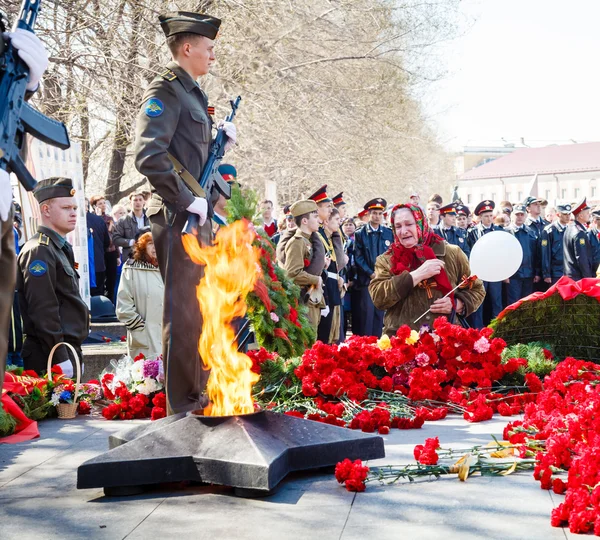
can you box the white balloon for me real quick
[469,231,523,282]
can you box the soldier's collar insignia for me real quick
[145,98,164,118]
[29,260,48,276]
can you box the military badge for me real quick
[385,240,390,246]
[459,237,464,243]
[29,260,48,276]
[580,238,586,245]
[541,239,548,246]
[145,98,164,117]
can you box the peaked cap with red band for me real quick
[332,192,346,207]
[474,200,495,216]
[572,197,590,215]
[308,185,331,204]
[364,198,387,211]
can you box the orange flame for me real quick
[182,219,261,416]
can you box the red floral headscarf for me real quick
[388,204,453,298]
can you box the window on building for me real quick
[561,188,567,199]
[505,192,511,202]
[467,194,472,204]
[518,191,523,201]
[574,188,580,199]
[490,193,496,202]
[545,190,551,201]
[480,194,484,202]
[592,186,597,197]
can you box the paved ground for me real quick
[0,414,571,540]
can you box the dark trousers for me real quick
[351,286,384,337]
[0,214,16,395]
[468,281,503,328]
[104,250,119,304]
[8,289,23,366]
[506,277,534,306]
[90,270,105,297]
[149,205,212,415]
[21,337,83,375]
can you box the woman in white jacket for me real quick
[116,232,163,359]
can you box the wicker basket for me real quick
[47,342,81,420]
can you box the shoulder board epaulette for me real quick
[37,233,50,246]
[160,69,177,82]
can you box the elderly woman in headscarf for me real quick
[369,204,485,335]
[116,232,164,359]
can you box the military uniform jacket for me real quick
[541,222,566,279]
[434,225,470,257]
[134,61,213,214]
[466,223,503,251]
[17,227,90,363]
[283,230,323,288]
[525,216,550,239]
[353,224,394,288]
[587,226,600,274]
[508,224,539,278]
[563,221,594,279]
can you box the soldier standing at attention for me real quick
[541,203,571,285]
[134,11,237,415]
[434,203,470,257]
[587,209,600,275]
[353,198,394,337]
[563,198,594,280]
[17,178,89,375]
[283,200,325,330]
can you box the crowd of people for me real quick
[261,188,600,341]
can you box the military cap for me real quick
[218,163,237,182]
[474,200,494,216]
[290,200,318,218]
[33,177,76,203]
[513,204,527,214]
[523,196,542,207]
[557,203,572,215]
[159,11,221,39]
[357,208,368,219]
[283,204,292,216]
[591,208,600,219]
[308,185,331,204]
[332,192,346,207]
[364,198,386,211]
[455,204,470,217]
[439,203,457,216]
[571,197,590,215]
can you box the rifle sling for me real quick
[167,152,206,198]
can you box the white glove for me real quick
[320,305,330,318]
[219,121,237,152]
[0,169,12,222]
[186,197,208,226]
[7,29,49,91]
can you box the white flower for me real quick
[135,378,162,396]
[130,360,145,382]
[50,393,61,406]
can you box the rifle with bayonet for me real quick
[182,96,241,235]
[0,0,70,191]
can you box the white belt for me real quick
[327,272,339,280]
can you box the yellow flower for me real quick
[377,334,392,350]
[405,330,420,345]
[485,441,515,459]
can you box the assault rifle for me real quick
[0,0,70,191]
[182,96,241,235]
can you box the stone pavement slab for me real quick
[0,414,570,540]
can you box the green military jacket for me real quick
[134,61,213,214]
[17,226,90,363]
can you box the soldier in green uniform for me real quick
[133,12,237,414]
[16,178,89,374]
[283,200,326,330]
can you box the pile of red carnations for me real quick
[503,358,600,535]
[289,317,533,428]
[101,375,166,421]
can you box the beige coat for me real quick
[369,241,485,335]
[116,260,164,359]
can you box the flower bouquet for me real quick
[100,353,166,421]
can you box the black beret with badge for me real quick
[159,11,221,39]
[33,177,76,203]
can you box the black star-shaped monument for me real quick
[77,411,385,496]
